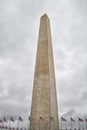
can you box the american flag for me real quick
[0,120,2,123]
[29,117,34,122]
[85,119,87,122]
[19,117,23,121]
[71,117,75,122]
[3,117,7,122]
[78,118,84,122]
[10,117,14,122]
[50,117,55,122]
[39,116,45,121]
[61,117,67,121]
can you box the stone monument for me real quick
[29,14,59,130]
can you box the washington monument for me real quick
[29,14,59,130]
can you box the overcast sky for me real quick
[0,0,87,128]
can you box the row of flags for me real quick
[29,117,87,122]
[61,117,87,122]
[29,116,55,122]
[0,126,26,130]
[60,117,87,130]
[0,116,87,130]
[0,117,23,123]
[0,116,87,123]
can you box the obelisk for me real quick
[29,14,59,130]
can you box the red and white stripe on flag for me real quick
[29,117,34,122]
[50,117,55,122]
[61,117,67,121]
[39,117,45,121]
[71,117,75,122]
[19,117,23,121]
[78,118,84,122]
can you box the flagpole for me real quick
[86,125,87,130]
[18,119,19,130]
[3,117,4,128]
[50,117,51,130]
[29,118,31,130]
[29,118,30,130]
[66,121,67,130]
[1,121,3,130]
[85,121,87,130]
[9,119,11,130]
[49,120,50,130]
[39,118,40,130]
[85,118,87,130]
[1,124,2,130]
[61,120,62,130]
[78,120,80,130]
[22,120,23,130]
[7,120,8,130]
[71,120,72,130]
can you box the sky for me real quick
[0,0,87,128]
